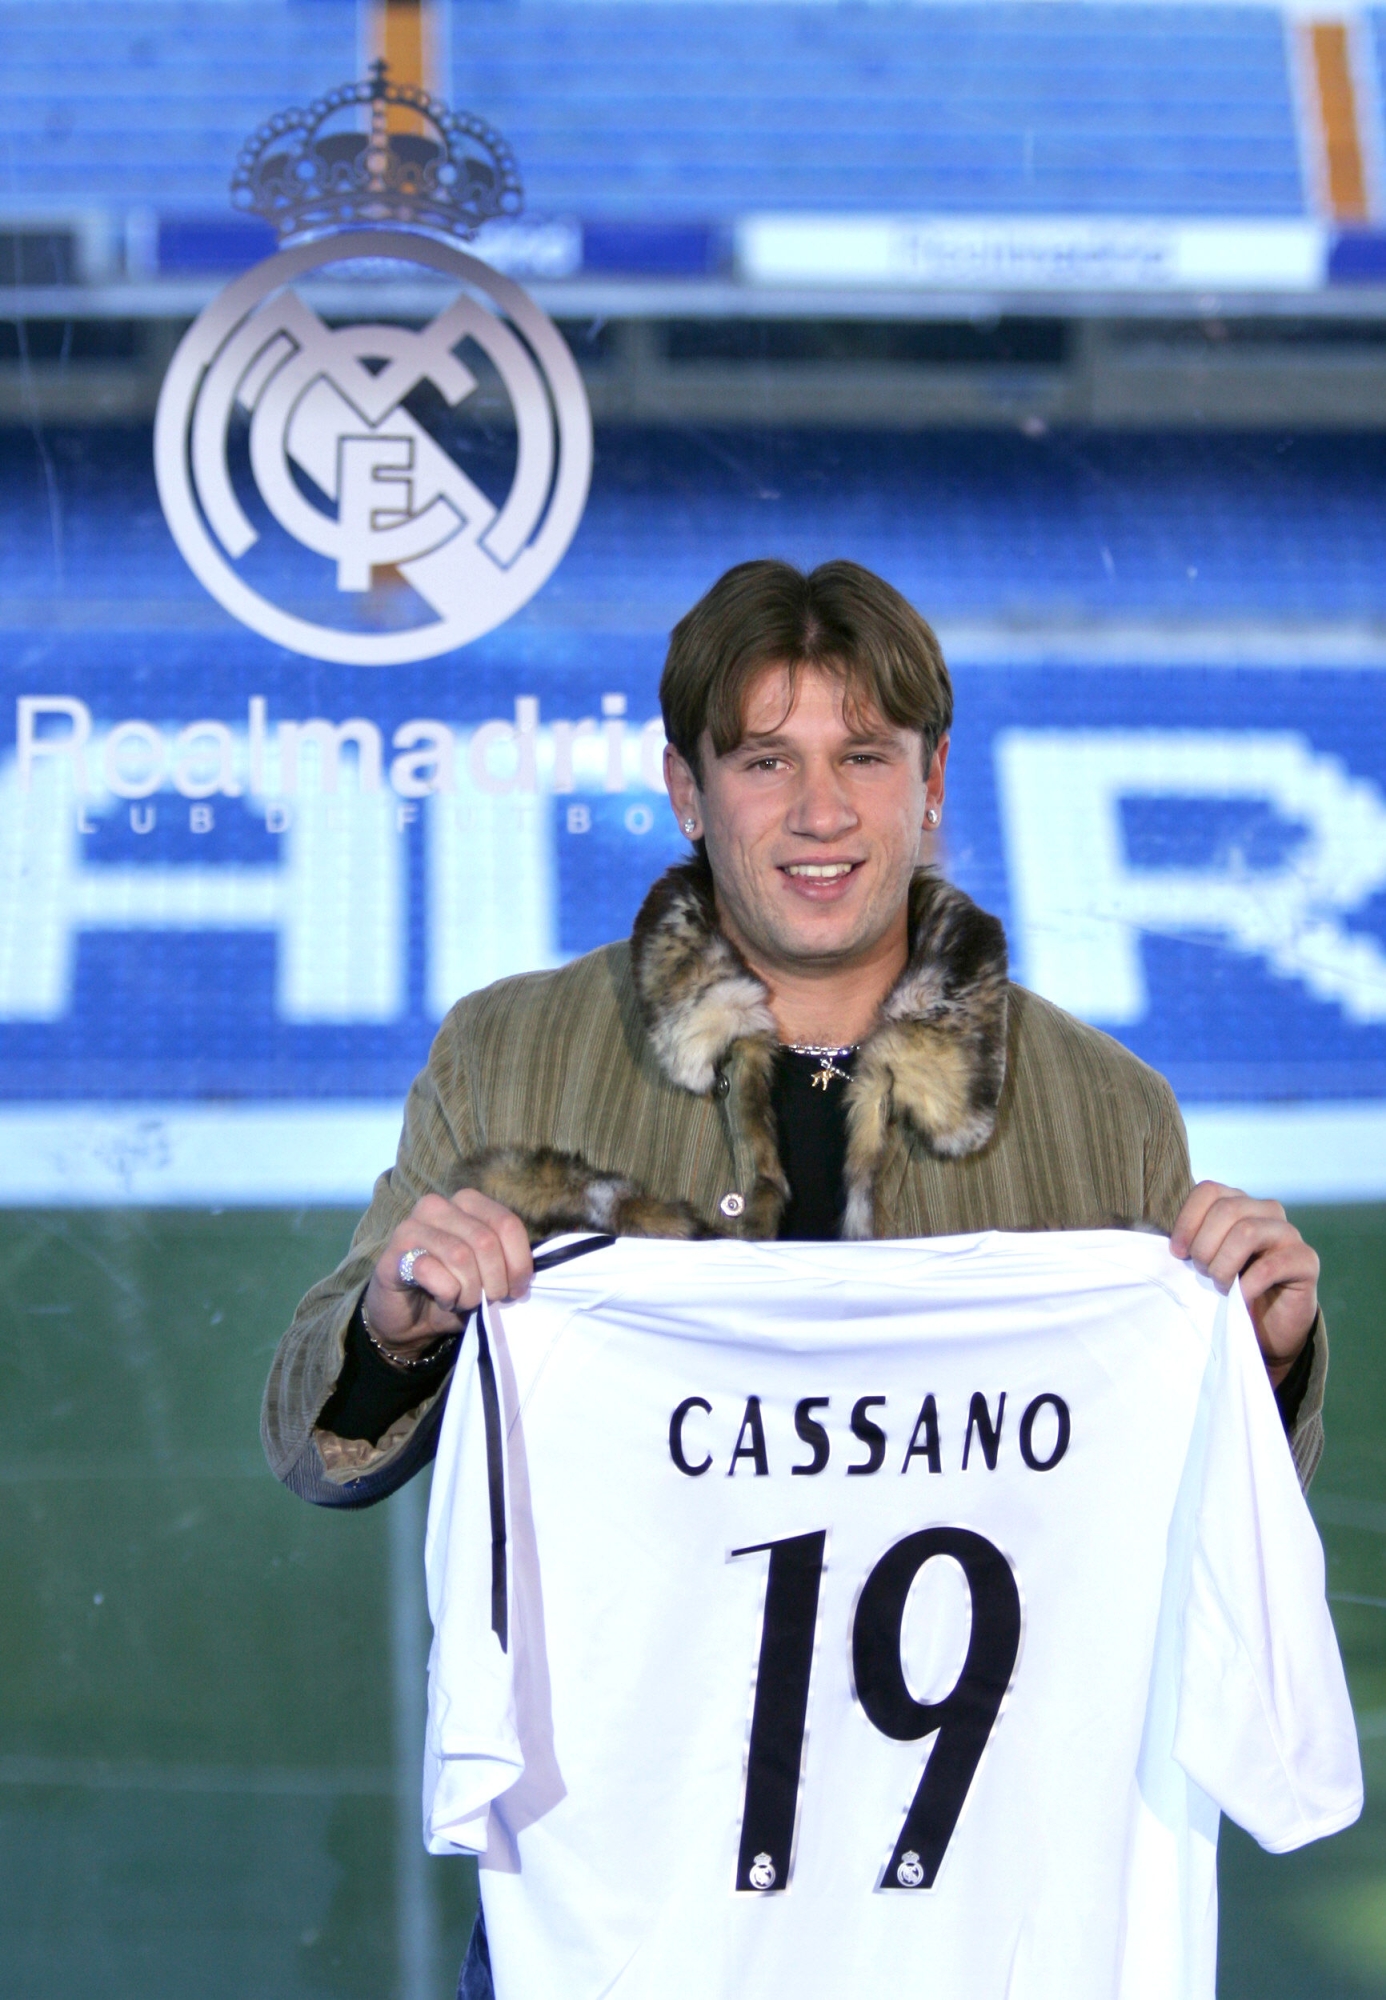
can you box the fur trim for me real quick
[631,857,1009,1238]
[630,862,776,1092]
[840,878,1008,1233]
[454,1145,710,1242]
[867,870,1010,1149]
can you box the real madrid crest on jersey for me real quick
[153,64,592,665]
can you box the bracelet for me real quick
[359,1295,460,1374]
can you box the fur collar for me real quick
[631,857,1009,1237]
[459,859,1008,1244]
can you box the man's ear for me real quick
[925,733,950,814]
[664,743,703,837]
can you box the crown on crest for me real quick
[230,61,524,244]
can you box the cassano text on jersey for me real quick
[666,1382,1070,1478]
[422,1232,1361,2000]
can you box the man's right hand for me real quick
[361,1190,534,1362]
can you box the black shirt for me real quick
[770,1046,858,1239]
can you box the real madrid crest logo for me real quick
[153,63,592,665]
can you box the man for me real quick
[263,558,1323,1512]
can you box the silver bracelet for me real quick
[359,1295,460,1374]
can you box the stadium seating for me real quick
[0,3,356,210]
[5,426,1385,624]
[0,2,1308,225]
[453,4,1308,220]
[6,421,1386,1118]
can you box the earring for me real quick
[683,818,697,835]
[926,807,940,826]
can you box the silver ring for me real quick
[398,1246,428,1287]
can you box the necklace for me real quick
[783,1042,859,1090]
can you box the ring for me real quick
[398,1246,428,1287]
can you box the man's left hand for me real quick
[1169,1181,1319,1386]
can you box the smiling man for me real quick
[264,556,1324,2000]
[265,554,1323,1499]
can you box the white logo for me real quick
[895,1850,925,1888]
[154,228,592,666]
[747,1852,777,1890]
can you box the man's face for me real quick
[667,664,946,979]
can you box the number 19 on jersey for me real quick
[730,1527,1022,1894]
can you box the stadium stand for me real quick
[5,424,1386,625]
[0,0,1314,271]
[448,3,1309,220]
[0,3,358,211]
[6,418,1386,1118]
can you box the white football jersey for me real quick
[422,1231,1361,2000]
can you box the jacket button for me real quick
[719,1192,745,1218]
[713,1074,730,1098]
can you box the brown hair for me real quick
[660,559,952,781]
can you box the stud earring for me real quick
[926,807,940,826]
[683,818,697,835]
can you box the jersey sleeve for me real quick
[1171,1283,1362,1852]
[422,1310,524,1856]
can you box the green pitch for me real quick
[0,1205,1380,1998]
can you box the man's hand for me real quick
[1169,1181,1319,1385]
[362,1190,534,1361]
